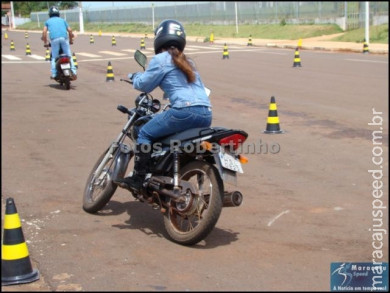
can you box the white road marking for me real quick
[75,52,102,58]
[99,51,128,56]
[2,55,22,60]
[346,58,388,64]
[29,54,46,60]
[267,210,290,227]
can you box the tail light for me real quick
[58,57,70,64]
[218,134,247,150]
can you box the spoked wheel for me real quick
[163,161,224,246]
[83,148,120,213]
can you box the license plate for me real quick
[218,148,243,173]
[60,63,70,69]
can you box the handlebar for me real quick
[120,78,133,85]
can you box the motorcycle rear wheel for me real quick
[163,160,224,246]
[83,148,118,213]
[65,79,70,90]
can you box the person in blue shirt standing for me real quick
[41,6,77,80]
[115,19,212,192]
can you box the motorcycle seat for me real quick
[159,126,228,146]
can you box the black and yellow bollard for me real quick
[222,43,229,59]
[90,34,94,44]
[45,48,50,61]
[247,35,252,46]
[111,36,116,46]
[25,31,28,39]
[10,40,15,51]
[264,96,284,134]
[72,52,78,69]
[293,47,301,67]
[1,197,40,286]
[25,43,31,55]
[140,38,146,50]
[106,61,115,82]
[363,40,369,54]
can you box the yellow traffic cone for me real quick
[222,43,229,59]
[90,34,94,44]
[1,197,40,286]
[106,61,114,82]
[264,96,284,134]
[297,38,303,49]
[72,53,78,69]
[140,38,145,50]
[10,40,15,51]
[247,35,252,46]
[98,30,102,36]
[4,32,8,39]
[363,40,369,54]
[111,36,116,46]
[293,47,301,67]
[45,48,50,61]
[25,43,31,55]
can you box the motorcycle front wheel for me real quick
[83,148,119,213]
[163,160,224,246]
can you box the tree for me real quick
[12,1,78,17]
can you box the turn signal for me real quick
[238,155,248,164]
[200,141,213,151]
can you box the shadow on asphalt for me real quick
[97,200,240,248]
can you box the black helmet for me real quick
[154,20,186,54]
[49,6,60,17]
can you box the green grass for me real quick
[330,24,388,44]
[15,21,388,44]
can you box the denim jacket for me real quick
[132,51,211,109]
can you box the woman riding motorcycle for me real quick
[114,19,212,192]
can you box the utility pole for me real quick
[10,1,15,29]
[152,3,155,31]
[79,1,84,34]
[235,2,238,34]
[365,1,369,45]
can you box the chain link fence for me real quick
[31,1,388,31]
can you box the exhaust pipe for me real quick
[223,191,243,207]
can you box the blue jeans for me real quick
[50,37,77,77]
[137,106,212,144]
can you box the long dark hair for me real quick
[167,46,196,83]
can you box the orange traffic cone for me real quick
[106,61,114,82]
[264,96,284,134]
[2,198,40,286]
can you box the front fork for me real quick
[94,143,133,185]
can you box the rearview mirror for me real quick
[134,50,147,71]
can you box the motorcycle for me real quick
[83,50,249,246]
[45,44,75,90]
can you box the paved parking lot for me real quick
[2,30,388,291]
